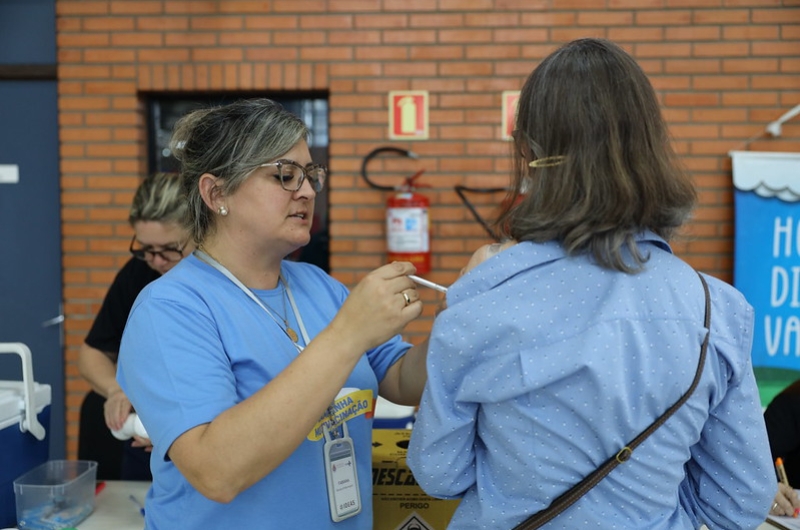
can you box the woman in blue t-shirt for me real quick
[118,98,429,529]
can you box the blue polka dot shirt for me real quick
[407,233,774,529]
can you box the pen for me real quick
[408,274,448,293]
[777,457,791,487]
[129,494,145,517]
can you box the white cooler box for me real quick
[0,342,51,528]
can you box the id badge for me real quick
[323,423,361,522]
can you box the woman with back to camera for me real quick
[78,171,192,481]
[407,38,774,529]
[117,98,428,529]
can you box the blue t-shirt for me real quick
[118,255,409,529]
[408,233,774,529]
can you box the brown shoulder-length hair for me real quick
[496,38,696,273]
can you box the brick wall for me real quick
[57,0,800,458]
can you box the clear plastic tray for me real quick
[13,460,97,530]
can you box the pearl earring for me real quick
[218,206,228,216]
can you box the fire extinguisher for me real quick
[361,147,431,274]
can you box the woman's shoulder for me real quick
[136,254,217,301]
[698,272,754,324]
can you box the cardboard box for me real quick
[372,429,460,530]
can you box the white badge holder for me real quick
[323,422,361,522]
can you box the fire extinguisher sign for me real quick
[388,91,429,141]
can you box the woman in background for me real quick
[78,171,192,480]
[408,38,774,529]
[764,379,800,516]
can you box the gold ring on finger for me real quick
[402,292,411,306]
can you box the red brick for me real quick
[493,28,548,43]
[301,14,353,29]
[356,46,409,61]
[246,15,299,29]
[722,92,779,106]
[664,93,721,106]
[300,46,353,61]
[109,1,163,15]
[190,16,245,30]
[58,33,110,47]
[609,27,664,42]
[355,13,408,28]
[56,1,109,16]
[692,9,750,24]
[438,29,496,44]
[82,17,135,31]
[753,42,800,56]
[665,26,721,41]
[384,29,437,44]
[327,0,381,12]
[577,11,634,26]
[723,25,780,40]
[383,0,437,10]
[693,75,749,90]
[329,30,381,45]
[752,75,800,90]
[169,32,219,46]
[246,47,299,62]
[635,10,691,25]
[440,0,493,9]
[753,8,800,23]
[83,49,137,63]
[137,16,190,31]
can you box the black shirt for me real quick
[764,379,800,486]
[85,257,160,361]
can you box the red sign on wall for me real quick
[389,91,429,140]
[502,90,520,141]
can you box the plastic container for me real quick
[13,460,98,530]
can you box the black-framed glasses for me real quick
[129,235,186,262]
[258,159,327,193]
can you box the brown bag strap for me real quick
[513,272,711,530]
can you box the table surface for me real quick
[4,480,773,530]
[77,480,150,530]
[74,483,774,530]
[70,484,780,530]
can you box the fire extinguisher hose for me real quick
[360,146,418,191]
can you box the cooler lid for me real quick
[0,381,52,428]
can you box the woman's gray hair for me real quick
[129,172,187,226]
[169,98,310,244]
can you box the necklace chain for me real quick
[197,246,299,343]
[268,276,299,343]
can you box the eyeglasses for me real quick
[129,235,186,263]
[258,159,327,193]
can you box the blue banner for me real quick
[731,151,800,370]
